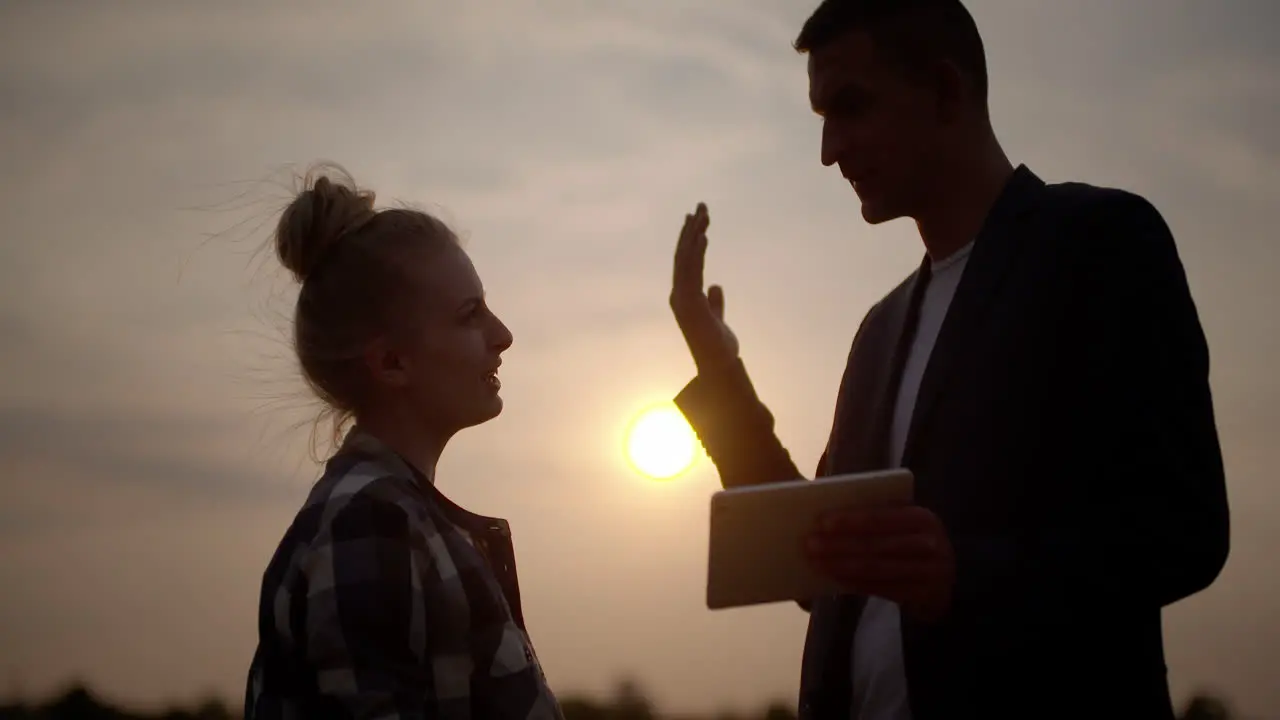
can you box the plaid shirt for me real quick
[245,428,562,720]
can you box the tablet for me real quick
[706,469,914,610]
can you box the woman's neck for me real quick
[356,409,449,483]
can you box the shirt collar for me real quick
[338,425,434,486]
[335,425,510,536]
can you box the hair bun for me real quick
[275,164,377,283]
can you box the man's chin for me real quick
[859,201,896,225]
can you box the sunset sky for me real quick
[2,0,1278,716]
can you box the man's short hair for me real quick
[794,0,988,104]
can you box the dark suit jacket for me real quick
[673,166,1229,719]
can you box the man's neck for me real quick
[914,142,1015,263]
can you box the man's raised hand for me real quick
[670,202,739,373]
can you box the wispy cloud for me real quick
[1,0,1278,715]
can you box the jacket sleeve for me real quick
[948,192,1230,622]
[302,489,465,719]
[673,357,806,488]
[675,359,843,614]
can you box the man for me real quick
[668,1,1230,718]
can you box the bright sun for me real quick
[625,404,698,480]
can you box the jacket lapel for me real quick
[900,166,1045,466]
[802,261,933,720]
[866,264,931,470]
[825,264,931,476]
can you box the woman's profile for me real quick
[243,164,562,719]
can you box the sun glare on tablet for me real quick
[624,404,698,480]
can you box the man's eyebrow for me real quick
[815,85,866,116]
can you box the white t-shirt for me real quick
[850,241,974,720]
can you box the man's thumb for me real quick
[708,284,725,320]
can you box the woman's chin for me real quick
[486,395,504,418]
[470,395,504,425]
[446,393,506,434]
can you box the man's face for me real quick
[808,31,943,224]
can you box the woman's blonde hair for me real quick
[274,163,456,443]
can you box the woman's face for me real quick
[371,241,513,435]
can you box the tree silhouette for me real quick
[41,684,123,720]
[761,701,797,720]
[0,681,1238,720]
[0,684,235,720]
[611,679,656,720]
[1179,692,1234,720]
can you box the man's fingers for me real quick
[673,206,709,298]
[825,557,936,583]
[811,555,941,605]
[687,204,709,291]
[806,531,939,560]
[672,213,694,289]
[818,506,938,535]
[707,284,725,321]
[670,201,740,369]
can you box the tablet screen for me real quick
[706,469,913,609]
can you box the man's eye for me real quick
[833,102,864,118]
[830,92,870,117]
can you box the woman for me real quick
[244,165,562,719]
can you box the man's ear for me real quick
[364,337,410,389]
[932,59,968,125]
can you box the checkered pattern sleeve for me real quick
[301,484,470,719]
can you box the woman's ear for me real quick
[364,336,411,389]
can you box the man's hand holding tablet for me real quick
[705,469,956,621]
[805,503,956,622]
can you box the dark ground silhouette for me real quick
[0,680,1238,720]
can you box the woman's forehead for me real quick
[414,243,483,304]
